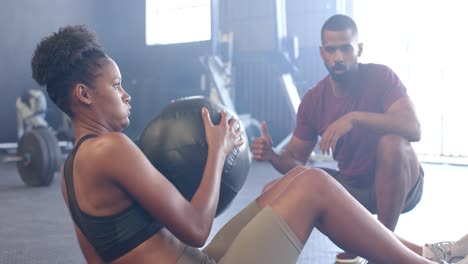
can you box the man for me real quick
[252,14,424,263]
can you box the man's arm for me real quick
[259,135,317,193]
[270,135,317,174]
[252,122,317,174]
[352,96,421,141]
[319,96,420,154]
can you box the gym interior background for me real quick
[1,0,467,263]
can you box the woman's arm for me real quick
[97,110,243,247]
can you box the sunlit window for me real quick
[146,0,211,45]
[354,0,468,159]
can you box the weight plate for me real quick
[16,128,60,186]
[35,128,62,176]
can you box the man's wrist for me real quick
[270,147,281,163]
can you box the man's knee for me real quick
[377,134,416,162]
[378,134,408,151]
[377,134,420,178]
[375,134,422,204]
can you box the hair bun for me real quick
[31,25,102,86]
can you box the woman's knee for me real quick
[290,168,337,198]
[261,168,340,206]
[264,166,310,191]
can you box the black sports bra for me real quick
[63,134,162,262]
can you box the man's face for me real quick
[320,29,363,83]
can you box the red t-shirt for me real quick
[294,63,407,187]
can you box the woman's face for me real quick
[90,57,132,131]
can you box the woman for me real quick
[31,25,467,264]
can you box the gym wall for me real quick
[0,0,97,143]
[1,0,349,144]
[218,0,339,144]
[287,0,341,94]
[0,0,212,142]
[91,1,212,141]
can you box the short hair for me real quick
[321,14,358,43]
[31,25,107,117]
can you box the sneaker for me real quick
[335,252,361,263]
[423,234,468,263]
[442,255,468,264]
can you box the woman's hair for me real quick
[31,25,107,117]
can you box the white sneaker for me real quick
[424,234,468,263]
[442,255,468,264]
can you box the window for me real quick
[354,0,468,160]
[146,0,211,45]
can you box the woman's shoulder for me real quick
[77,132,143,179]
[92,132,133,147]
[80,132,137,161]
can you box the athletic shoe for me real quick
[442,255,468,264]
[335,252,361,263]
[424,234,468,263]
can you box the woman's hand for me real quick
[201,108,245,156]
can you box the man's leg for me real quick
[319,134,423,263]
[375,134,422,231]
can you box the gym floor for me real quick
[1,153,467,264]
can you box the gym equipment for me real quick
[139,96,251,216]
[3,127,62,186]
[16,89,48,139]
[276,73,301,149]
[202,55,262,147]
[1,88,69,186]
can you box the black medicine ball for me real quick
[139,96,251,216]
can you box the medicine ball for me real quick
[139,96,251,216]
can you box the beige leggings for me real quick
[177,202,303,264]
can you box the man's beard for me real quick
[326,63,353,83]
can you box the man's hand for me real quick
[319,112,355,155]
[252,121,275,161]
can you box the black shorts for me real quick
[320,166,424,214]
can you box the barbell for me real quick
[2,127,62,186]
[1,109,260,188]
